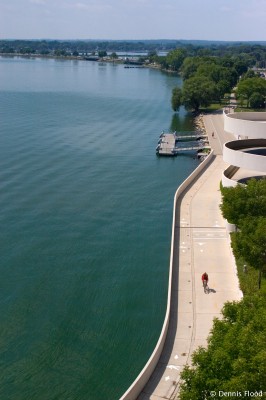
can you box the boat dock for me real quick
[175,134,208,141]
[156,132,210,156]
[156,133,177,156]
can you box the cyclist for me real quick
[202,272,209,287]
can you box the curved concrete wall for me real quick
[119,150,215,400]
[224,111,266,139]
[223,139,266,173]
[222,165,240,187]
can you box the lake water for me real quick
[0,56,198,400]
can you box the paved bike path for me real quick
[138,114,242,400]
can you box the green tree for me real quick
[181,56,201,80]
[54,49,67,56]
[40,49,50,55]
[196,63,237,87]
[147,50,158,63]
[179,55,239,103]
[220,179,266,227]
[0,46,14,53]
[171,87,182,111]
[179,295,266,399]
[98,50,107,58]
[157,56,169,69]
[217,79,231,99]
[249,92,265,108]
[236,77,266,107]
[166,48,187,71]
[241,70,256,80]
[20,47,35,54]
[233,59,249,76]
[221,179,266,288]
[182,76,216,111]
[231,216,266,288]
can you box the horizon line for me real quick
[1,38,266,43]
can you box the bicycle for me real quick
[203,279,209,294]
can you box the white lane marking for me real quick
[167,365,180,371]
[193,230,226,233]
[193,237,227,240]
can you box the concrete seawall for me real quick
[119,150,215,400]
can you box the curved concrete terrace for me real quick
[224,111,266,139]
[120,112,242,400]
[223,139,266,173]
[223,112,266,187]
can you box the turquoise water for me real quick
[0,57,198,400]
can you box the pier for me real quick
[156,132,210,156]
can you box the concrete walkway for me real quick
[138,112,242,400]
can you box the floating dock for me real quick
[156,133,177,156]
[156,132,210,157]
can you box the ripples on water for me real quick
[0,57,199,399]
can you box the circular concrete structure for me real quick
[224,111,266,139]
[223,112,266,187]
[223,139,266,172]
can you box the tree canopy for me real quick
[165,48,187,71]
[181,76,216,111]
[231,216,266,274]
[220,179,266,287]
[179,295,266,400]
[220,179,266,227]
[171,53,248,112]
[236,77,266,107]
[98,50,107,58]
[171,87,182,112]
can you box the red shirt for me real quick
[202,273,208,282]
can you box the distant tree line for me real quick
[0,39,191,56]
[147,43,266,70]
[1,40,266,67]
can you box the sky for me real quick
[0,0,265,41]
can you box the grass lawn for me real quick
[200,103,224,112]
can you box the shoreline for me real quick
[0,53,180,74]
